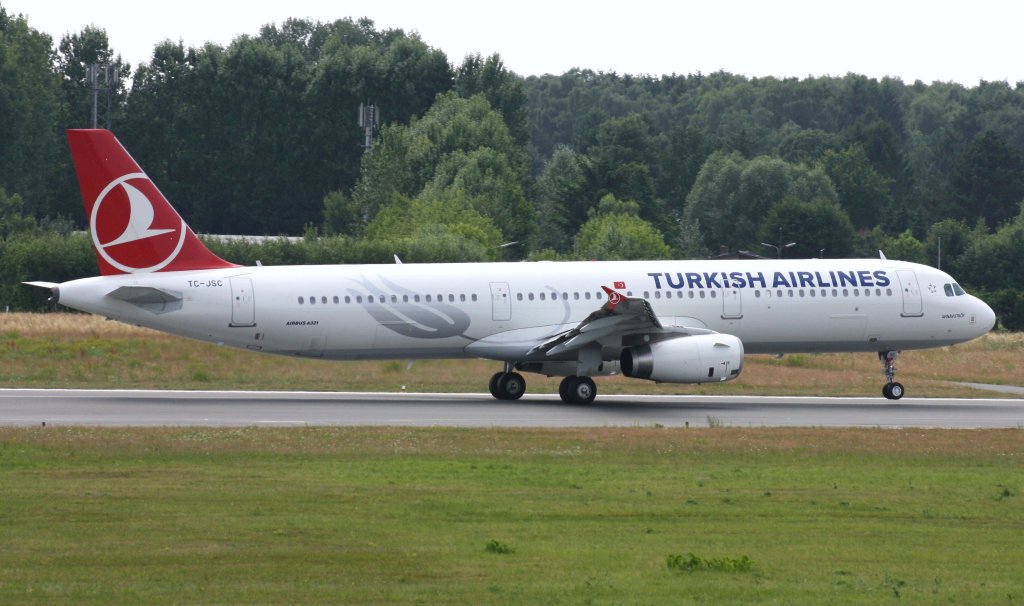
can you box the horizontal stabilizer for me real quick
[106,285,183,314]
[22,281,58,289]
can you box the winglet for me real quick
[601,285,625,310]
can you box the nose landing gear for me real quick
[879,351,904,400]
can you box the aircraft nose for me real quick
[976,297,997,334]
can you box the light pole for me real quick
[761,240,796,259]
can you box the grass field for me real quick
[1,313,1022,396]
[1,426,1022,604]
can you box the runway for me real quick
[1,389,1023,428]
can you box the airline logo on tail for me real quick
[68,129,237,275]
[91,173,187,273]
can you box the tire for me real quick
[488,372,503,399]
[498,372,526,400]
[558,376,576,403]
[571,376,597,405]
[889,382,904,400]
[882,383,893,399]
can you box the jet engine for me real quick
[620,334,744,383]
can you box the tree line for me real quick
[2,4,1024,326]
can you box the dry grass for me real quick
[0,311,162,338]
[0,313,1021,396]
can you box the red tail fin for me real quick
[67,129,237,275]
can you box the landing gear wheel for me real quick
[878,351,904,401]
[559,376,597,404]
[558,376,573,402]
[488,372,503,399]
[495,372,526,401]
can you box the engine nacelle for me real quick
[620,334,744,384]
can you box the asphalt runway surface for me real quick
[1,389,1023,428]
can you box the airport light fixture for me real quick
[761,241,797,259]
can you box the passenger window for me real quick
[585,292,592,300]
[460,294,466,302]
[654,291,661,299]
[403,295,409,303]
[356,296,363,304]
[310,296,316,305]
[517,293,523,301]
[333,296,339,304]
[345,296,351,304]
[528,293,535,301]
[471,294,478,302]
[298,296,304,304]
[540,293,546,301]
[414,295,420,302]
[322,296,328,304]
[754,290,761,298]
[392,295,398,303]
[574,292,580,300]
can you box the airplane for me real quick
[27,129,997,403]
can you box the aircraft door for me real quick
[722,287,742,319]
[897,270,923,317]
[229,277,256,327]
[490,282,511,321]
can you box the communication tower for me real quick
[88,64,118,129]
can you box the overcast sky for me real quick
[4,0,1022,85]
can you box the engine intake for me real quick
[621,334,744,383]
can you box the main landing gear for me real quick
[879,351,905,400]
[489,366,526,401]
[488,364,599,404]
[558,375,597,405]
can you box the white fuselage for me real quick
[53,258,995,364]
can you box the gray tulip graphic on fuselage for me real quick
[349,275,471,339]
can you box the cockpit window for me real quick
[944,284,954,297]
[953,283,966,296]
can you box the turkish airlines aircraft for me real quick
[28,130,996,403]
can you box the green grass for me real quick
[1,427,1022,604]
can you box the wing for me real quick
[526,285,714,358]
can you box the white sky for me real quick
[4,0,1022,85]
